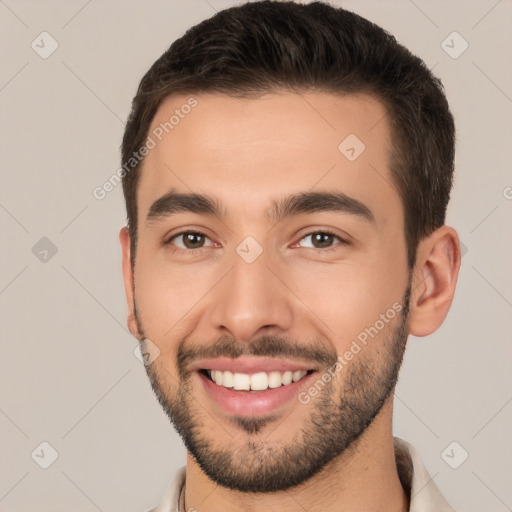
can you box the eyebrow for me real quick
[145,188,374,226]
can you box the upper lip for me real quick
[190,356,316,374]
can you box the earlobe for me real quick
[119,226,141,339]
[408,226,461,337]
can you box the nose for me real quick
[207,246,294,342]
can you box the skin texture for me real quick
[120,91,460,512]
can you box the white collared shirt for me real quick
[148,437,455,512]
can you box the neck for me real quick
[183,398,409,512]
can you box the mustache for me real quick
[177,335,338,376]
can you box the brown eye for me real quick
[298,231,344,249]
[311,233,335,248]
[170,232,213,249]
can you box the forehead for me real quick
[137,90,401,226]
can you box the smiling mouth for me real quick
[200,368,315,392]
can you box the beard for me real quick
[135,284,411,493]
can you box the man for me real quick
[119,1,461,510]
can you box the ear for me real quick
[119,226,142,339]
[408,225,461,337]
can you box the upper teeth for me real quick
[207,370,308,391]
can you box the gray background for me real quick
[1,0,511,510]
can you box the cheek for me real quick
[288,258,406,349]
[134,254,218,339]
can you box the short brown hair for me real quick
[121,0,455,269]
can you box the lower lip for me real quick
[198,371,315,417]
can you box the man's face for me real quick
[123,91,411,492]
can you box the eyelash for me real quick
[295,229,348,252]
[164,229,348,253]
